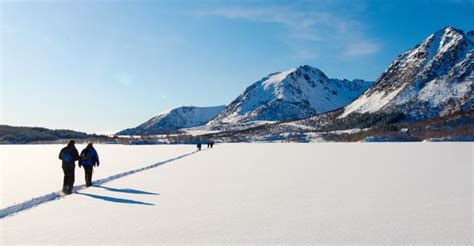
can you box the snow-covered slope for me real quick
[209,65,372,124]
[1,143,471,244]
[340,26,474,119]
[117,106,225,135]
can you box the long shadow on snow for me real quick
[0,149,201,219]
[95,185,159,195]
[76,192,155,206]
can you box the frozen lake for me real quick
[0,143,472,244]
[0,144,195,208]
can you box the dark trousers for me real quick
[83,165,94,187]
[62,164,75,192]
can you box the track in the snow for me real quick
[0,150,199,219]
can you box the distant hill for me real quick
[117,105,225,135]
[0,125,109,144]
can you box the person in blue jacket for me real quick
[78,143,100,187]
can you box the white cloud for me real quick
[288,33,323,42]
[201,4,379,59]
[344,40,380,57]
[292,48,318,60]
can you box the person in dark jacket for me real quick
[197,142,202,151]
[58,140,80,194]
[79,143,100,187]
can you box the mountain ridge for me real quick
[196,26,473,142]
[116,26,472,141]
[339,26,473,119]
[208,65,372,125]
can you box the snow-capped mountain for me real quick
[340,26,473,119]
[117,106,225,135]
[200,27,473,142]
[116,26,472,142]
[208,65,372,125]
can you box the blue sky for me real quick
[1,0,473,133]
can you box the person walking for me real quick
[79,143,100,187]
[58,140,80,194]
[197,142,202,151]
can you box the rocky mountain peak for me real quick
[340,26,473,119]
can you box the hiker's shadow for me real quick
[76,192,155,206]
[76,186,159,206]
[96,185,159,195]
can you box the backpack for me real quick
[81,149,92,161]
[62,149,73,162]
[80,148,94,165]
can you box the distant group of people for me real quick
[196,140,215,151]
[58,140,100,194]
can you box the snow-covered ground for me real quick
[1,143,472,244]
[0,144,194,208]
